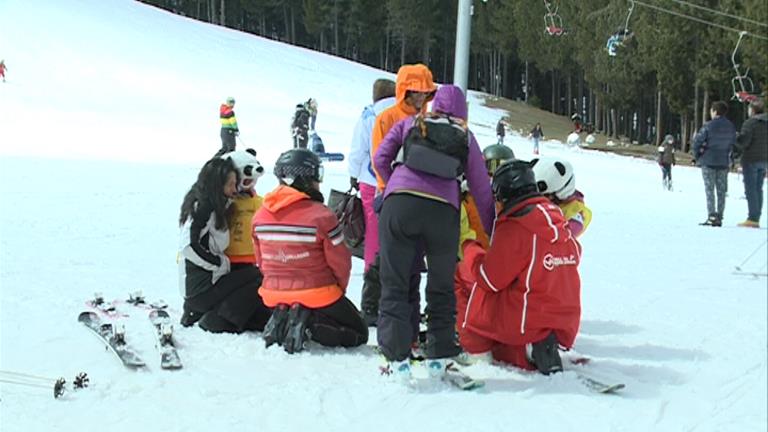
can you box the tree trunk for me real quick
[524,61,529,104]
[702,88,710,123]
[594,93,601,132]
[610,108,619,138]
[550,71,556,114]
[333,0,339,55]
[219,0,225,26]
[655,86,663,146]
[693,83,700,133]
[400,33,405,66]
[681,113,689,153]
[566,72,573,118]
[208,0,214,23]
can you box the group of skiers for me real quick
[182,63,593,380]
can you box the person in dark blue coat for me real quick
[692,101,737,227]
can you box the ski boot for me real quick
[263,304,290,348]
[426,358,448,379]
[529,332,563,375]
[380,359,412,385]
[283,303,313,354]
[700,214,722,227]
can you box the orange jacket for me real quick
[464,194,490,249]
[252,185,351,308]
[371,64,437,190]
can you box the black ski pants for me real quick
[377,193,461,362]
[310,297,369,348]
[218,129,237,156]
[185,265,271,333]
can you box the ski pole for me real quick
[735,240,768,270]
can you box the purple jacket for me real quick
[374,85,495,234]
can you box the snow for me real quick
[1,1,766,431]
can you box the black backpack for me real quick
[401,113,469,179]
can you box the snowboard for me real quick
[148,309,182,370]
[78,311,145,368]
[316,152,345,162]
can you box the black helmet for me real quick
[491,160,539,205]
[274,149,324,184]
[482,144,515,174]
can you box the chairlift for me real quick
[731,31,757,103]
[606,0,635,56]
[544,1,566,36]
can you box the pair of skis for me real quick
[79,295,181,370]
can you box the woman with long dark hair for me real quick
[178,156,270,333]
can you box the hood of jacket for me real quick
[498,196,571,244]
[395,64,437,111]
[262,185,310,213]
[431,84,467,120]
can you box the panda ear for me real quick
[555,162,566,175]
[245,148,257,156]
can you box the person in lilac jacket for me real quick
[373,84,494,373]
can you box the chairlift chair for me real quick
[731,31,757,103]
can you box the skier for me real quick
[374,84,494,379]
[178,156,271,333]
[658,134,677,191]
[456,160,582,375]
[347,78,396,325]
[291,103,311,149]
[496,118,506,145]
[253,149,368,354]
[528,123,545,155]
[310,131,325,154]
[606,29,633,57]
[218,97,239,156]
[692,101,736,227]
[0,60,6,83]
[306,98,318,130]
[365,64,437,331]
[531,156,592,238]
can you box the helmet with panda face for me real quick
[222,148,264,192]
[530,157,575,201]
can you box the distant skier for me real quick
[253,149,368,354]
[0,60,7,83]
[291,103,311,149]
[657,134,677,191]
[218,97,239,156]
[496,118,506,145]
[528,123,544,155]
[306,98,318,130]
[455,160,582,375]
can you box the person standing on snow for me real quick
[0,60,7,83]
[218,97,239,156]
[456,160,582,375]
[692,101,737,227]
[306,98,318,131]
[733,98,768,228]
[253,149,368,354]
[178,156,271,333]
[291,103,311,149]
[529,123,544,155]
[657,135,677,191]
[374,84,494,379]
[362,64,437,330]
[347,78,396,324]
[496,118,506,145]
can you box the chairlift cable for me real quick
[667,0,768,29]
[633,0,768,41]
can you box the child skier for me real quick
[218,97,239,156]
[456,160,582,375]
[531,156,592,238]
[291,103,311,149]
[658,135,677,190]
[253,149,368,354]
[222,149,266,267]
[0,60,6,83]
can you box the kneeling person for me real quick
[252,149,368,354]
[456,160,582,374]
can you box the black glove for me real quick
[350,177,359,191]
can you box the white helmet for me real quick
[530,157,576,201]
[222,148,264,191]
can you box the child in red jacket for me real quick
[456,160,582,375]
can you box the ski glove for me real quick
[211,255,231,285]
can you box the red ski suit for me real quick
[456,196,582,370]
